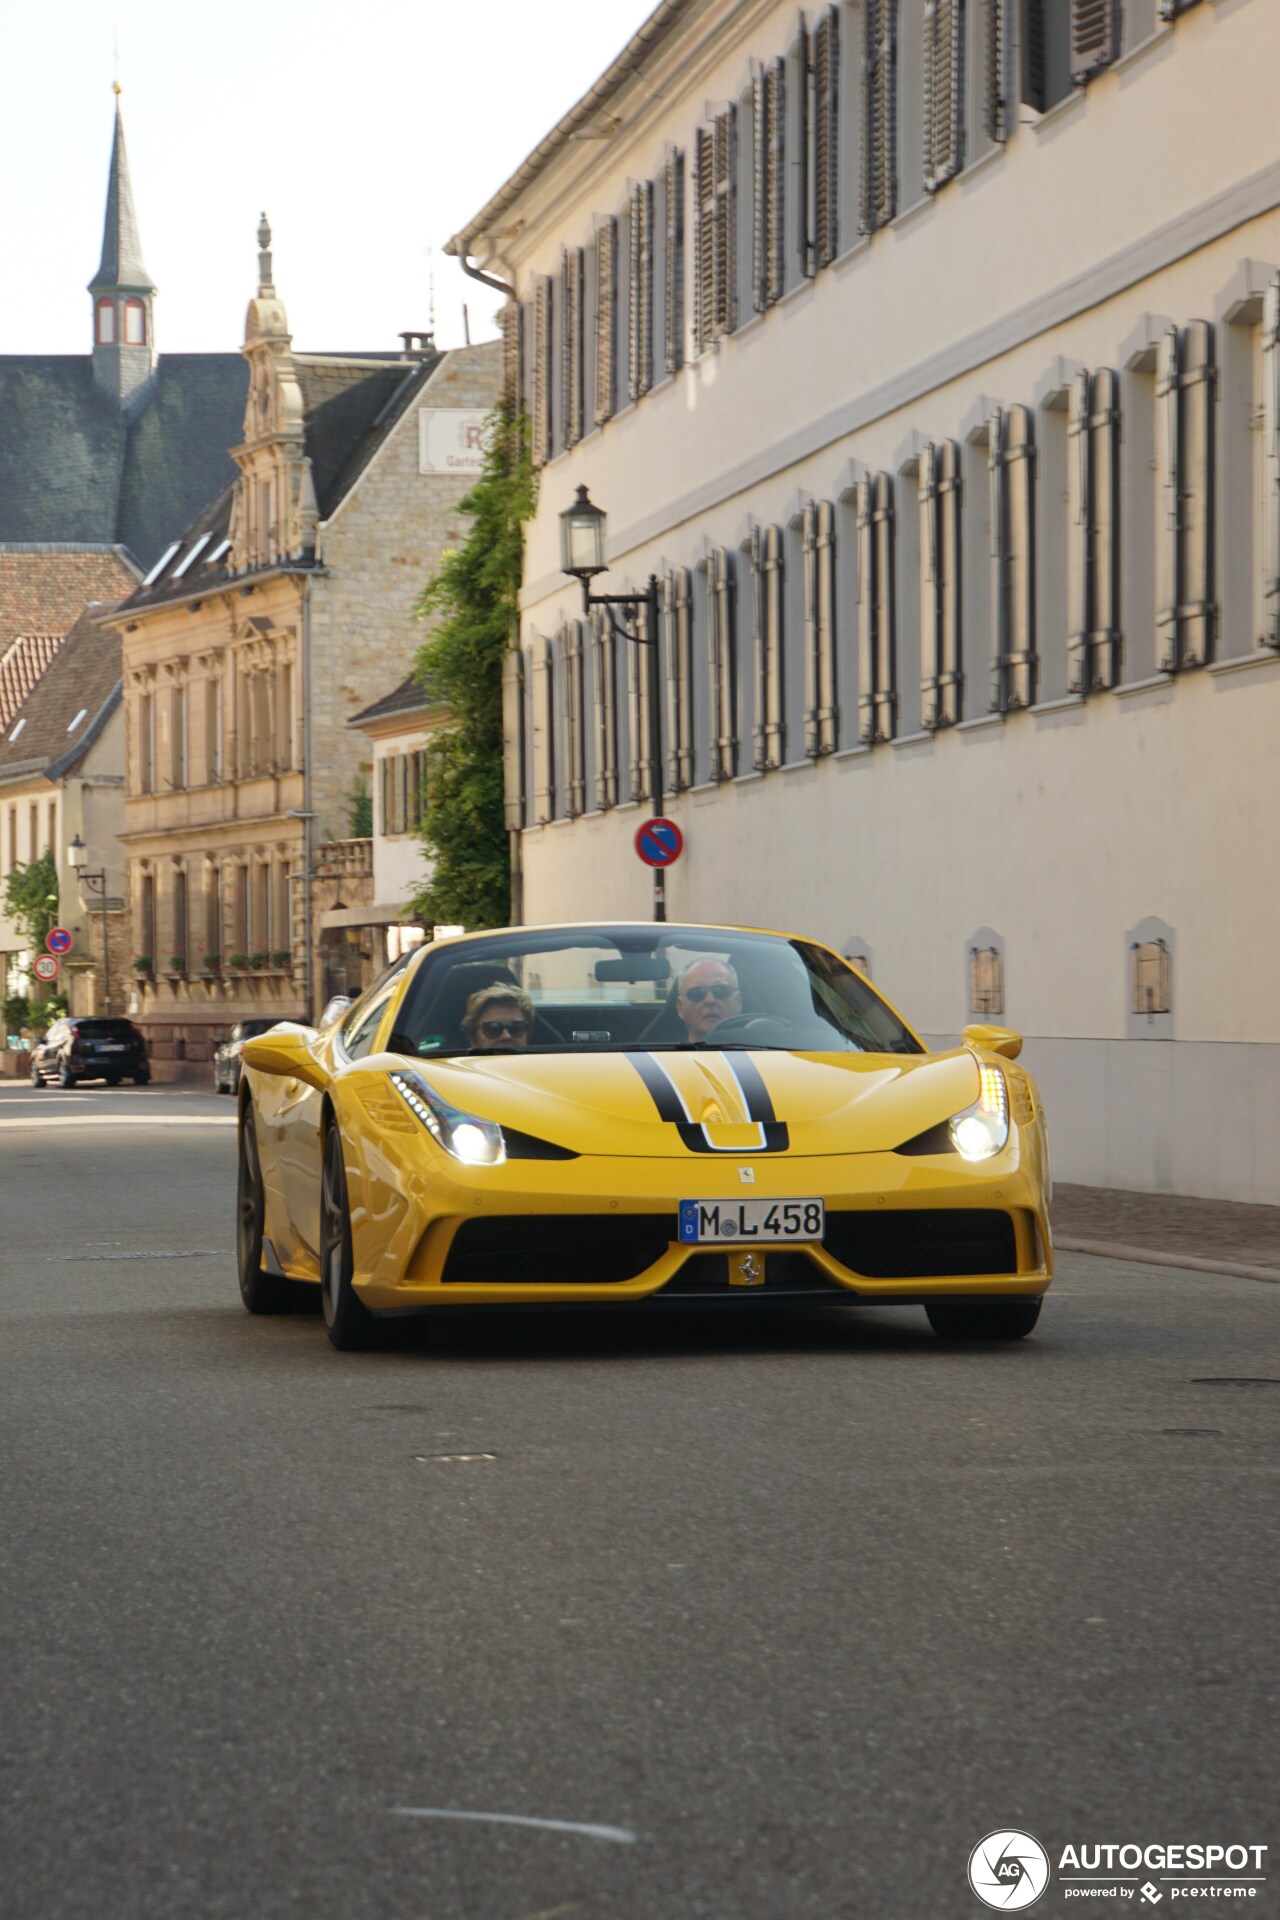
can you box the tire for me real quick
[106,1076,121,1088]
[319,1122,378,1351]
[132,1072,150,1087]
[237,1105,294,1313]
[58,1063,74,1089]
[30,1061,43,1087]
[926,1298,1042,1342]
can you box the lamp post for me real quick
[559,486,666,921]
[67,834,111,1015]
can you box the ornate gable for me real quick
[228,217,318,571]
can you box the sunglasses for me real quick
[682,983,736,1003]
[479,1018,528,1039]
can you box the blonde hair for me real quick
[462,982,535,1038]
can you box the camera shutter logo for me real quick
[968,1830,1051,1910]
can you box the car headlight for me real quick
[389,1069,506,1166]
[948,1064,1009,1161]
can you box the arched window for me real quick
[124,299,147,346]
[96,300,116,345]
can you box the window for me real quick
[857,473,897,743]
[626,607,655,806]
[663,570,694,792]
[810,5,840,269]
[695,111,736,350]
[989,404,1037,710]
[7,805,16,871]
[1020,0,1073,112]
[502,650,526,831]
[96,300,115,345]
[529,632,555,825]
[591,611,619,809]
[138,691,154,794]
[170,683,187,789]
[531,277,552,467]
[233,865,248,954]
[252,863,269,954]
[278,662,294,770]
[1067,369,1122,691]
[920,440,963,728]
[751,524,786,769]
[663,149,685,375]
[594,219,617,426]
[862,0,897,233]
[28,803,37,858]
[628,182,654,403]
[560,623,586,817]
[274,862,290,957]
[123,299,147,346]
[46,800,57,859]
[341,977,399,1062]
[173,867,188,962]
[1156,322,1216,671]
[803,500,838,755]
[924,0,966,193]
[205,864,222,960]
[753,61,786,309]
[140,870,156,961]
[205,673,223,782]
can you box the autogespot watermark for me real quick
[967,1836,1269,1910]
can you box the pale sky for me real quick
[4,0,657,358]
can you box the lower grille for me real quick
[442,1214,673,1286]
[823,1209,1017,1279]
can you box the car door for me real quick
[40,1022,67,1074]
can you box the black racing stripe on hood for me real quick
[724,1053,777,1123]
[629,1052,688,1122]
[678,1122,791,1154]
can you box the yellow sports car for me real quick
[236,921,1052,1350]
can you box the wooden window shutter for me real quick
[530,633,554,824]
[713,108,736,337]
[872,474,897,740]
[924,0,965,193]
[626,610,651,804]
[531,278,552,467]
[862,0,897,233]
[1263,274,1280,649]
[501,648,526,831]
[989,406,1036,709]
[752,72,768,313]
[856,479,877,743]
[748,527,769,768]
[1066,369,1092,693]
[709,547,738,781]
[594,219,617,425]
[1089,368,1122,688]
[803,500,838,755]
[1177,319,1216,668]
[937,439,963,724]
[761,524,786,766]
[694,128,715,352]
[380,755,394,836]
[919,443,942,725]
[663,570,694,792]
[1071,0,1120,81]
[982,0,1006,144]
[1155,325,1181,669]
[592,612,619,809]
[813,7,840,270]
[500,299,523,413]
[563,249,585,447]
[796,18,811,281]
[664,150,685,374]
[561,623,586,817]
[765,60,786,306]
[628,181,654,402]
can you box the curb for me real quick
[1055,1235,1280,1285]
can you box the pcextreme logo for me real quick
[967,1834,1269,1910]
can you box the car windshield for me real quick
[393,926,922,1059]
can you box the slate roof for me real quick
[348,674,440,728]
[90,104,153,292]
[0,605,123,787]
[0,353,248,570]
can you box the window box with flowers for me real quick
[201,953,222,974]
[269,950,292,970]
[249,951,269,971]
[132,955,153,976]
[168,954,187,975]
[227,952,251,972]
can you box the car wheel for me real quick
[132,1072,150,1086]
[926,1298,1042,1342]
[319,1122,378,1351]
[237,1106,294,1314]
[58,1064,74,1089]
[106,1076,121,1087]
[30,1061,43,1087]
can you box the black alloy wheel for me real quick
[926,1298,1042,1342]
[236,1105,293,1313]
[319,1122,378,1351]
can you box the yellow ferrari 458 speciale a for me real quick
[236,921,1052,1349]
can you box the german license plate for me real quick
[102,1044,126,1051]
[679,1199,825,1244]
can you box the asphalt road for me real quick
[1,1081,1276,1920]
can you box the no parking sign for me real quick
[46,927,72,955]
[634,818,683,868]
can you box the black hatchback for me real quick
[30,1017,151,1088]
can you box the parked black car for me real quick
[30,1017,150,1088]
[213,1018,283,1095]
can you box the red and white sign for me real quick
[635,818,684,868]
[418,408,489,476]
[46,927,72,955]
[33,954,61,982]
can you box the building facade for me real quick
[451,0,1280,1203]
[110,229,499,1074]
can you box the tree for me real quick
[3,851,59,981]
[410,407,535,930]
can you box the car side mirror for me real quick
[241,1023,325,1088]
[962,1022,1023,1061]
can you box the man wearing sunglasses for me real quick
[675,959,742,1043]
[461,984,534,1051]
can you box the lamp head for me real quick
[560,485,607,579]
[68,834,86,871]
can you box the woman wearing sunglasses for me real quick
[461,983,535,1051]
[675,959,742,1042]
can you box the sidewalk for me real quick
[1053,1183,1280,1283]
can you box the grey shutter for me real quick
[1071,0,1119,81]
[862,0,897,233]
[813,7,840,270]
[749,526,769,767]
[694,128,715,351]
[529,634,553,824]
[562,622,585,817]
[628,181,654,402]
[872,474,897,740]
[1066,369,1092,693]
[592,612,618,809]
[752,71,768,312]
[663,569,694,791]
[1024,0,1047,110]
[803,500,837,754]
[710,546,738,780]
[856,478,877,742]
[982,0,1006,143]
[1089,368,1121,688]
[936,439,962,724]
[990,406,1035,709]
[563,249,584,446]
[1155,324,1181,669]
[500,299,523,413]
[924,0,965,193]
[1263,275,1280,648]
[627,617,649,803]
[762,524,786,764]
[919,443,941,725]
[766,60,786,306]
[594,219,617,425]
[796,19,811,281]
[713,107,736,336]
[531,278,551,467]
[1178,319,1216,668]
[664,149,684,374]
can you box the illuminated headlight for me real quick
[948,1064,1009,1161]
[389,1069,506,1166]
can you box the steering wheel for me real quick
[707,1014,797,1043]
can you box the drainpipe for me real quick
[301,577,314,1018]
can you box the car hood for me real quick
[376,1047,980,1158]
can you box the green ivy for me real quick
[410,405,535,931]
[3,851,59,971]
[346,782,373,839]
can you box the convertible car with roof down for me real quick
[235,922,1053,1350]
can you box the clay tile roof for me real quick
[0,605,124,785]
[0,634,63,730]
[0,545,141,650]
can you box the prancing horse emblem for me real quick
[731,1252,764,1287]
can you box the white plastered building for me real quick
[449,0,1280,1204]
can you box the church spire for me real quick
[89,90,158,406]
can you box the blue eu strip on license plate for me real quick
[679,1199,825,1244]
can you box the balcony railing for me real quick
[314,838,373,880]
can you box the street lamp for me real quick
[558,486,666,921]
[68,834,111,1015]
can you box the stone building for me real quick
[451,0,1280,1204]
[109,225,499,1075]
